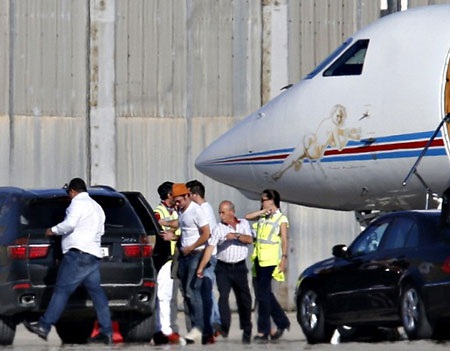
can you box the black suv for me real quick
[0,186,159,345]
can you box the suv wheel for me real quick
[297,287,334,344]
[0,316,15,345]
[120,313,155,342]
[401,285,433,340]
[55,319,95,344]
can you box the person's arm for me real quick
[160,229,179,242]
[245,208,271,220]
[159,218,179,229]
[196,244,215,278]
[48,202,79,236]
[225,231,253,244]
[278,222,288,272]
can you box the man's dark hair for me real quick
[186,180,205,198]
[157,181,174,200]
[68,178,88,193]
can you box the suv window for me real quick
[93,195,144,233]
[0,193,24,244]
[21,195,144,236]
[21,197,69,231]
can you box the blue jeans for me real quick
[204,255,221,326]
[178,252,213,336]
[39,250,112,336]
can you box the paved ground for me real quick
[12,311,450,351]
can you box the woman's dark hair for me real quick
[262,189,281,208]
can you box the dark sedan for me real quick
[295,210,450,344]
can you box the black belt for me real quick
[69,248,86,254]
[68,248,100,260]
[217,259,246,267]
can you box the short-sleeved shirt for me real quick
[201,202,217,231]
[201,201,218,255]
[179,201,209,250]
[210,218,253,263]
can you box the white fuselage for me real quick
[196,5,450,211]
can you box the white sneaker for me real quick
[185,327,202,344]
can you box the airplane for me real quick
[195,4,450,218]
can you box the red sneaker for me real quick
[167,332,180,344]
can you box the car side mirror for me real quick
[332,244,348,258]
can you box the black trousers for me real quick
[215,260,252,335]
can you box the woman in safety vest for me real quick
[245,189,290,343]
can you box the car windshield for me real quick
[20,195,143,235]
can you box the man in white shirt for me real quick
[170,183,214,344]
[186,180,222,336]
[23,178,112,345]
[197,200,254,344]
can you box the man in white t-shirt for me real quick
[169,183,214,345]
[186,180,222,336]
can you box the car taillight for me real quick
[122,243,153,258]
[441,256,450,274]
[8,243,50,260]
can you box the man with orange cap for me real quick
[169,183,214,344]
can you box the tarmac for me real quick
[12,311,450,351]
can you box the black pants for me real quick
[215,260,252,335]
[254,259,290,335]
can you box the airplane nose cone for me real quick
[195,143,217,174]
[195,133,239,184]
[195,120,254,187]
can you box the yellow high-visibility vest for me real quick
[155,204,180,255]
[252,211,288,267]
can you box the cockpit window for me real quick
[305,38,353,79]
[323,39,369,77]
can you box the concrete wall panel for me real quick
[3,0,450,308]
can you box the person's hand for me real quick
[225,232,237,240]
[45,228,54,237]
[181,245,193,256]
[196,267,204,278]
[261,208,272,216]
[161,231,174,241]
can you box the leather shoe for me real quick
[23,320,48,341]
[242,331,251,344]
[270,328,284,340]
[253,334,269,343]
[87,333,113,345]
[271,324,290,340]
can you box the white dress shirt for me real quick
[210,218,253,263]
[51,192,106,258]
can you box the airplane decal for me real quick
[272,104,361,179]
